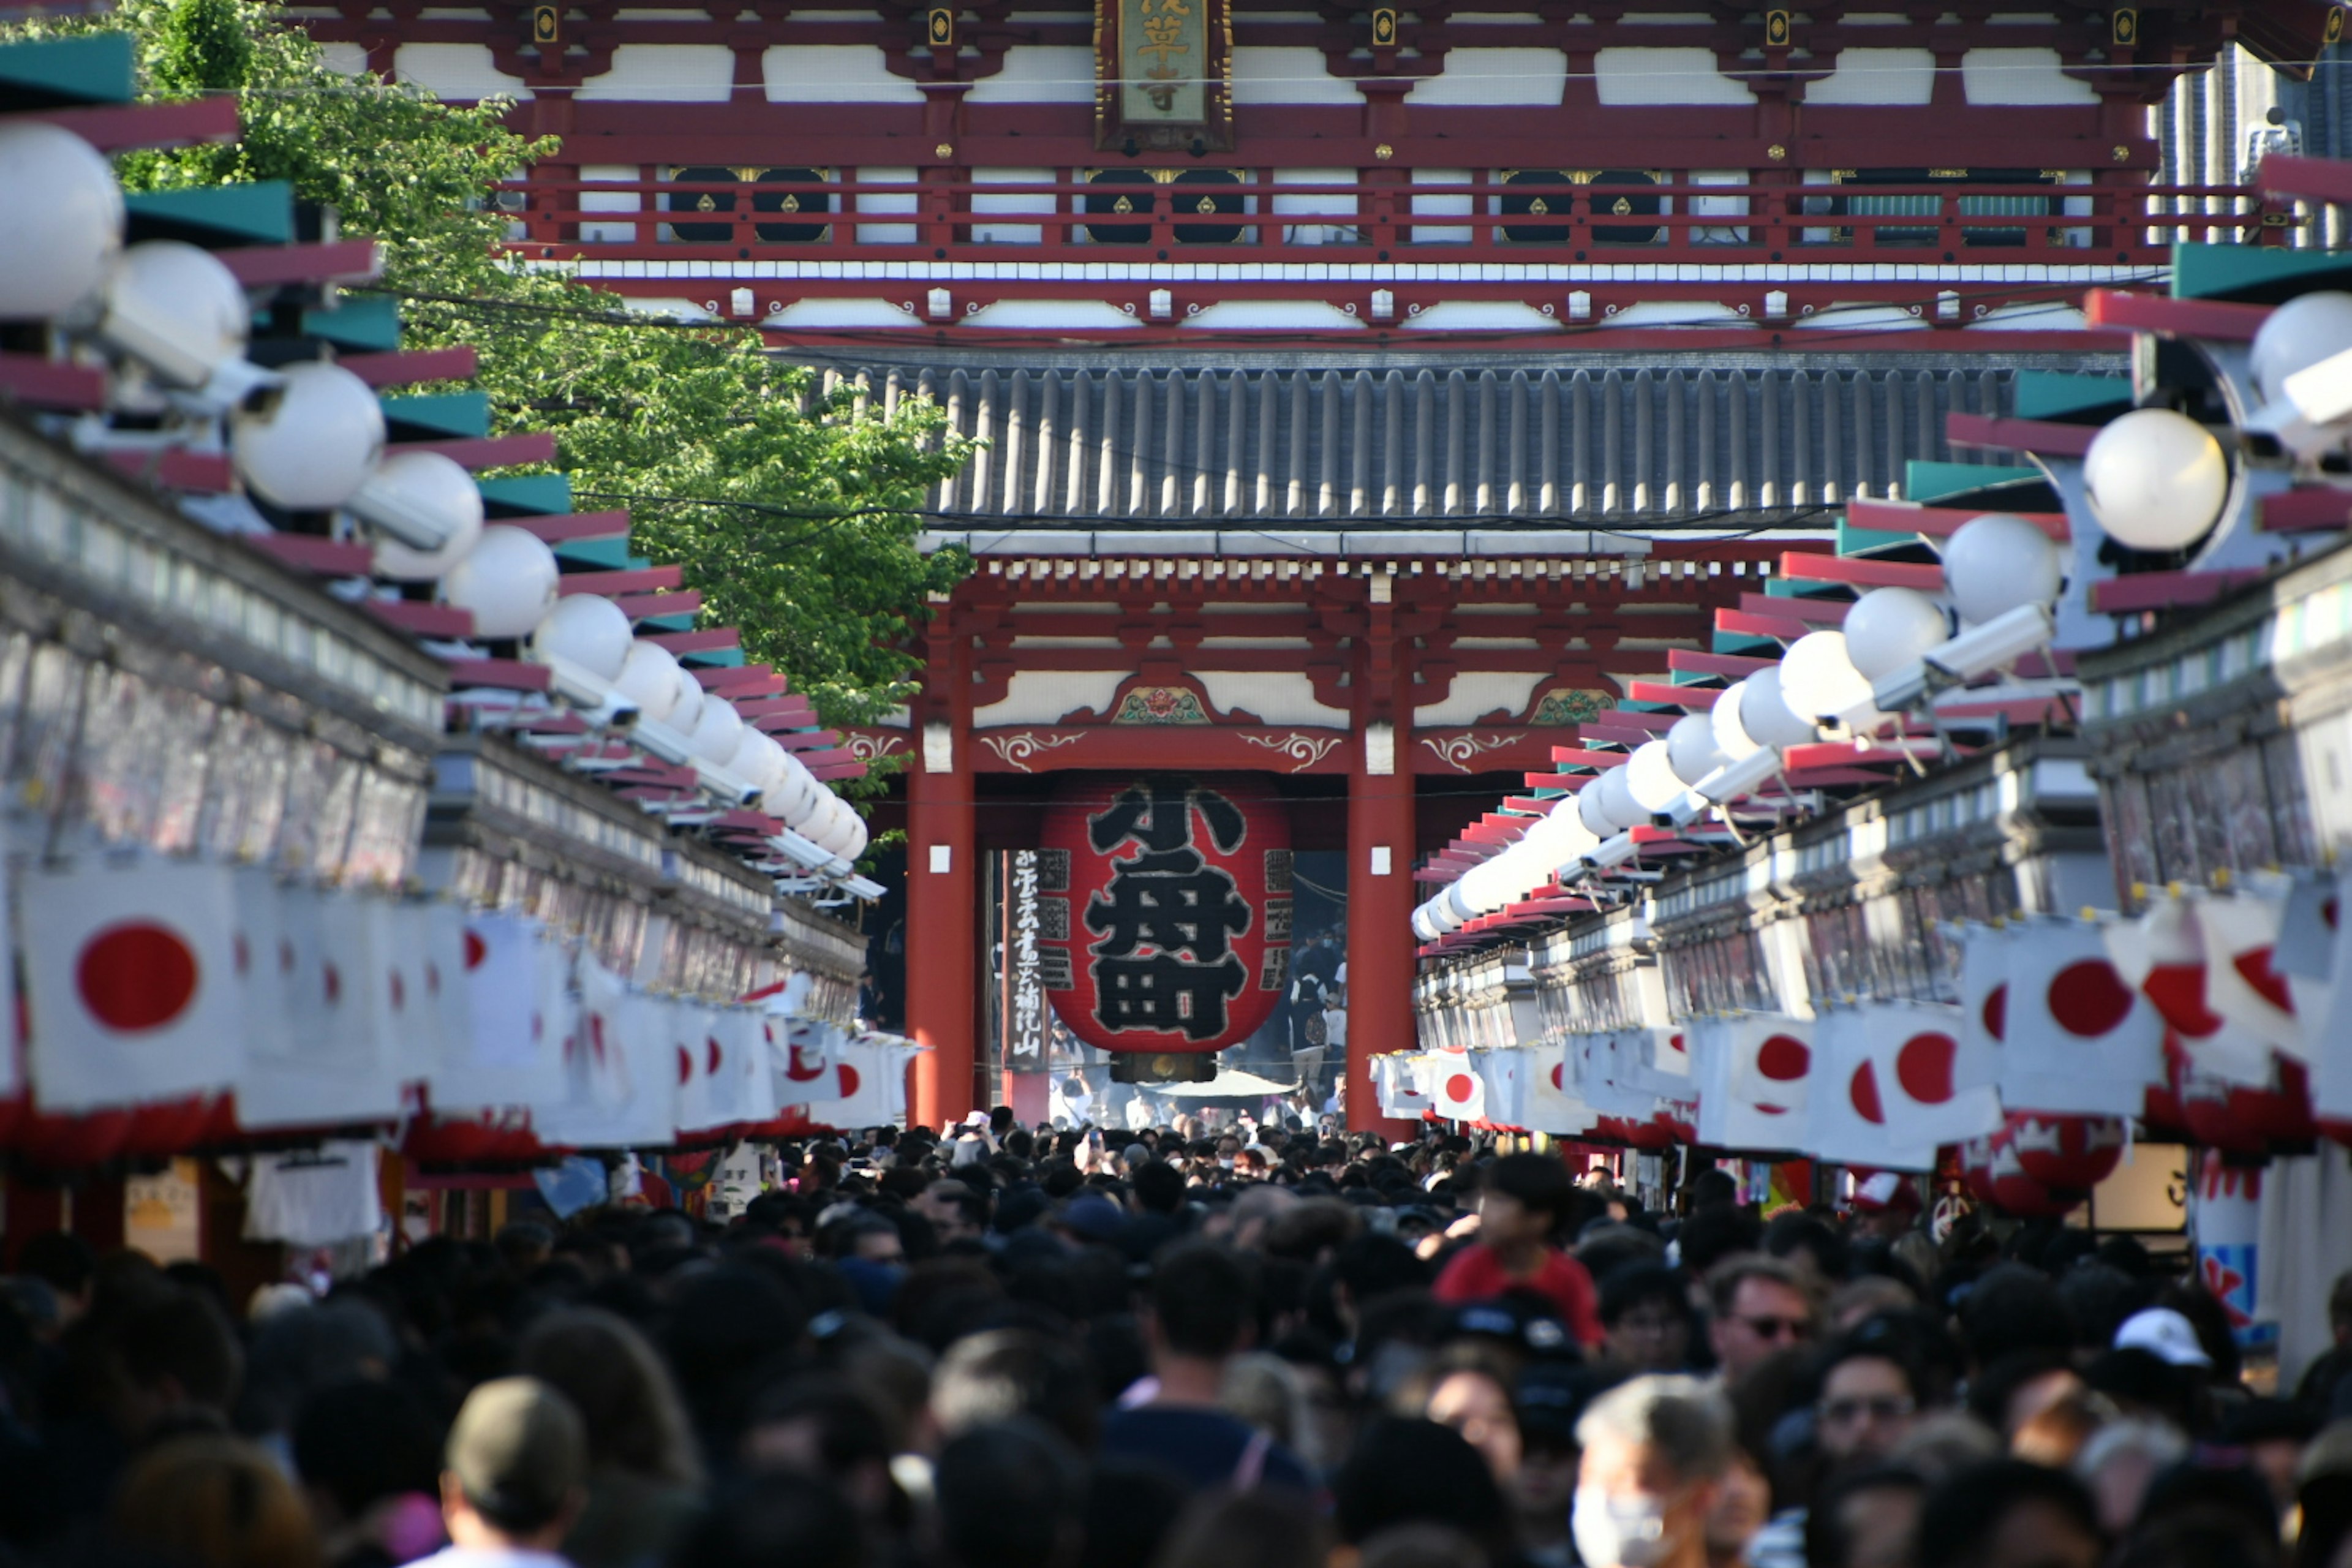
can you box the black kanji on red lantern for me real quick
[1084,777,1253,1041]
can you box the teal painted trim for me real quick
[2171,241,2352,301]
[304,295,402,352]
[1713,630,1778,655]
[1765,576,1845,600]
[1904,460,2040,505]
[2013,371,2131,421]
[1837,518,1919,554]
[553,537,633,568]
[379,391,489,439]
[639,614,698,633]
[680,647,745,668]
[124,181,295,246]
[477,474,572,516]
[0,33,135,107]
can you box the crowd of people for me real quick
[1,1114,2349,1568]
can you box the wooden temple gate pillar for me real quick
[1346,570,1419,1138]
[907,616,978,1126]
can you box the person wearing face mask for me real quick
[1572,1374,1737,1568]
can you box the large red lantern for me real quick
[1038,773,1292,1056]
[2010,1113,2125,1194]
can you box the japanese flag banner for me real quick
[774,1018,839,1108]
[541,970,674,1148]
[1375,1054,1434,1119]
[1954,921,2015,1063]
[1691,1016,1797,1153]
[2106,896,2274,1085]
[666,997,714,1134]
[24,861,241,1112]
[2306,899,2352,1121]
[2274,870,2339,983]
[1807,1006,1939,1171]
[1574,1033,1658,1119]
[1619,1026,1693,1097]
[1477,1049,1528,1128]
[432,913,553,1114]
[1432,1053,1488,1122]
[2195,884,2305,1060]
[1986,916,2164,1115]
[713,1008,774,1124]
[1724,1014,1815,1120]
[232,868,299,1075]
[804,1039,897,1129]
[1861,998,2003,1146]
[1525,1043,1599,1136]
[240,890,404,1128]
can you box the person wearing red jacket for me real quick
[1434,1152,1605,1349]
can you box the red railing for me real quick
[500,168,2282,265]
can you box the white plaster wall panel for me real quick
[854,165,918,244]
[963,300,1141,330]
[393,43,530,99]
[1806,48,1934,105]
[1231,46,1360,105]
[974,671,1129,728]
[1591,48,1751,105]
[965,46,1096,102]
[1411,167,1474,244]
[1400,301,1559,331]
[1962,47,2097,104]
[1414,672,1550,727]
[1182,301,1365,331]
[762,44,925,102]
[760,298,919,328]
[971,167,1055,244]
[318,40,369,75]
[1273,167,1359,244]
[1411,47,1567,107]
[1195,673,1350,728]
[580,164,643,244]
[576,43,736,101]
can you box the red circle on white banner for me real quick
[75,922,199,1033]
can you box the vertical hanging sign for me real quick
[1096,0,1235,152]
[1006,850,1048,1074]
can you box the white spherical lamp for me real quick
[726,729,788,793]
[614,641,688,725]
[2252,291,2352,407]
[1666,710,1728,785]
[439,526,562,640]
[689,696,745,766]
[772,751,822,826]
[1577,777,1618,838]
[93,240,249,388]
[1624,740,1684,816]
[1594,761,1645,831]
[1739,665,1818,750]
[231,362,385,510]
[1457,851,1521,916]
[1940,513,2063,626]
[2082,408,2228,553]
[364,452,484,581]
[1522,799,1599,872]
[838,809,869,862]
[1710,679,1764,761]
[529,595,635,682]
[0,124,123,321]
[1778,631,1879,729]
[1842,587,1950,680]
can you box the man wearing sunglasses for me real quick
[1705,1254,1818,1385]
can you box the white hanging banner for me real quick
[1807,1006,1939,1171]
[24,861,241,1111]
[2195,886,2305,1060]
[1431,1052,1487,1121]
[1692,1015,1805,1153]
[2107,895,2272,1085]
[1523,1042,1598,1136]
[1860,998,2003,1147]
[239,891,405,1128]
[1994,916,2167,1116]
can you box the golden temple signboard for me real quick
[1097,0,1234,151]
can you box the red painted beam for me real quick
[2258,488,2352,533]
[695,663,780,692]
[737,696,819,722]
[219,240,382,288]
[338,347,477,388]
[397,431,557,471]
[1945,411,2098,457]
[505,510,632,544]
[1628,680,1719,708]
[557,565,684,597]
[1715,608,1810,641]
[647,628,741,655]
[364,600,474,637]
[769,728,843,751]
[612,589,703,619]
[21,97,240,151]
[102,447,232,492]
[2084,289,2269,342]
[1550,746,1629,767]
[1777,552,1946,590]
[0,354,106,411]
[2088,569,2263,614]
[1668,649,1777,677]
[442,658,551,691]
[245,534,375,575]
[1739,590,1849,625]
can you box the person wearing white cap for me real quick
[2113,1306,2215,1370]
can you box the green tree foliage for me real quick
[13,0,972,731]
